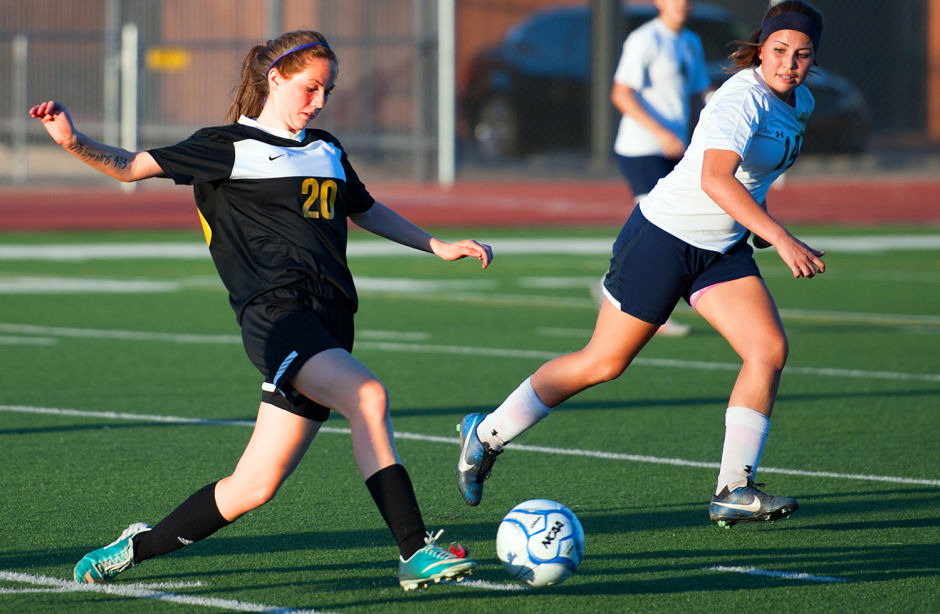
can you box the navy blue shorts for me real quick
[615,154,680,200]
[240,279,355,421]
[602,207,761,325]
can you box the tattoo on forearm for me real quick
[70,142,128,169]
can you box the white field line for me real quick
[2,404,938,488]
[1,272,937,332]
[0,244,211,261]
[363,291,940,329]
[457,579,530,591]
[0,276,183,293]
[0,235,938,261]
[0,323,428,345]
[0,322,936,383]
[0,275,223,294]
[775,307,940,327]
[353,340,940,383]
[0,275,491,295]
[0,322,242,344]
[0,571,333,613]
[705,565,847,583]
[0,335,57,345]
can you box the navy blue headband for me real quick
[265,41,330,77]
[758,13,821,52]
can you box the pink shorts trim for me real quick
[690,281,727,311]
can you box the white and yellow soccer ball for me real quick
[495,499,585,587]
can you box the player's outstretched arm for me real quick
[701,148,825,278]
[428,237,493,269]
[350,201,492,269]
[29,100,163,183]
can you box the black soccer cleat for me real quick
[708,480,798,529]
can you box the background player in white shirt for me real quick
[612,0,710,191]
[457,1,826,529]
[32,29,490,590]
[606,0,711,336]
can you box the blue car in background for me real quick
[461,3,871,159]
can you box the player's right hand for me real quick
[655,128,686,160]
[29,100,77,147]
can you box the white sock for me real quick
[715,406,770,496]
[477,377,552,450]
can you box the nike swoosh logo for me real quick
[268,154,285,161]
[457,428,477,472]
[420,558,471,573]
[714,498,762,513]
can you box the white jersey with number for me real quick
[612,17,710,157]
[639,67,814,252]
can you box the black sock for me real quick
[132,481,231,563]
[365,464,427,559]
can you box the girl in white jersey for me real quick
[456,1,826,528]
[32,30,490,590]
[606,0,711,337]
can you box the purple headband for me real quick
[265,41,330,77]
[758,13,821,53]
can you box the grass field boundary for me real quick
[3,404,937,487]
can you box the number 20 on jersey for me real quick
[301,177,338,219]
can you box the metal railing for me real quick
[1,0,451,185]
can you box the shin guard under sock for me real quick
[365,464,427,559]
[133,481,231,563]
[478,376,552,450]
[716,406,770,495]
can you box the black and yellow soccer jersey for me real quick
[149,120,375,321]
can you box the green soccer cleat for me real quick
[73,522,152,583]
[709,481,798,529]
[398,530,476,591]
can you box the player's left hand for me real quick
[776,234,826,278]
[430,238,493,269]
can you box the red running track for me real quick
[0,179,938,231]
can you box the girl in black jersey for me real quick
[30,29,491,591]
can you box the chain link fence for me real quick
[1,0,934,185]
[1,0,441,184]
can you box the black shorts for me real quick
[240,279,355,421]
[602,207,761,325]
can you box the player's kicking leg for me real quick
[455,413,502,506]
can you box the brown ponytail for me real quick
[225,30,337,124]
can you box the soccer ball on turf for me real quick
[495,499,585,587]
